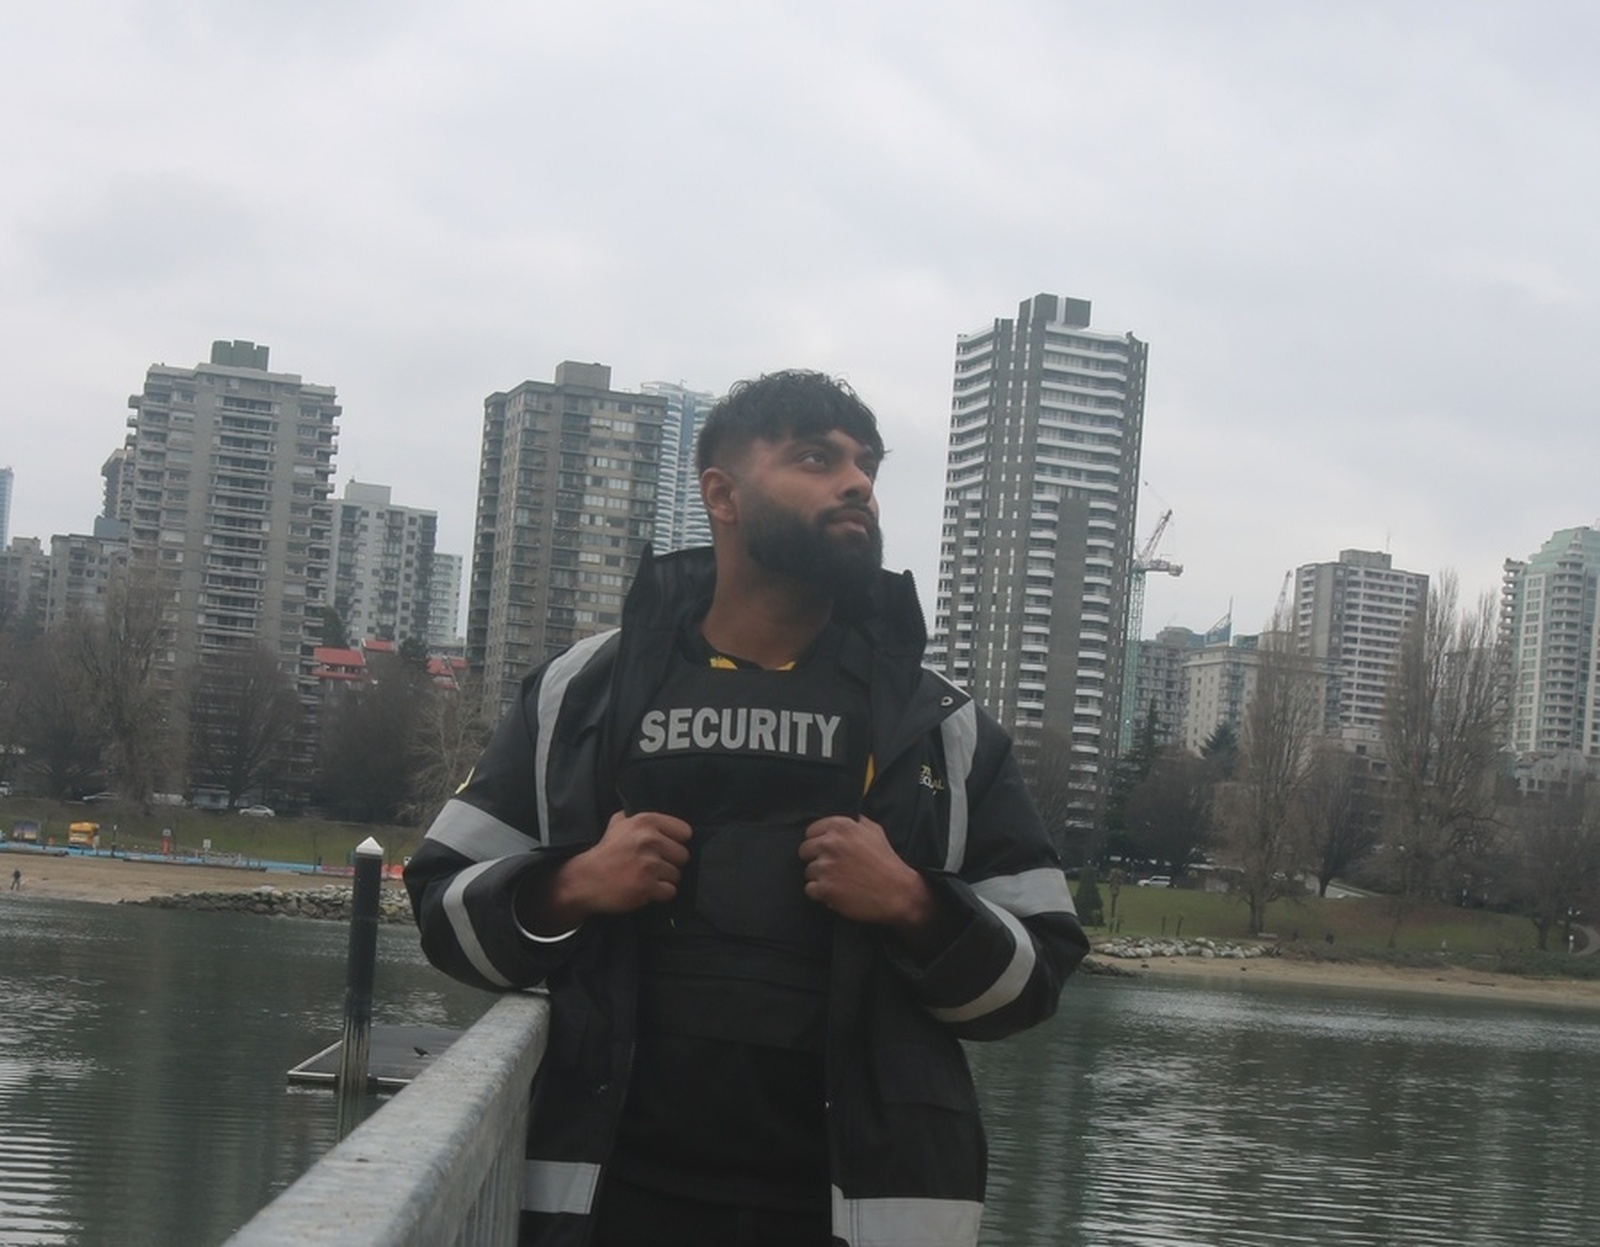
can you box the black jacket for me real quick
[405,548,1088,1246]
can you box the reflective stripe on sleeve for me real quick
[425,798,538,862]
[833,1187,983,1247]
[938,700,977,874]
[523,1160,602,1216]
[442,859,514,988]
[926,899,1036,1024]
[534,630,617,846]
[971,867,1075,919]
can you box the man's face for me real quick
[733,428,884,595]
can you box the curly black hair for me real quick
[696,370,885,476]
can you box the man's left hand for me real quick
[799,815,935,938]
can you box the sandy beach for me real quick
[0,849,405,905]
[1094,946,1600,1011]
[8,850,1600,1010]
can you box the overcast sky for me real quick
[4,0,1598,638]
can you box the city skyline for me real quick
[5,3,1600,639]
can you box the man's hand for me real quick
[517,811,691,936]
[799,814,937,942]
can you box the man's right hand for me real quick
[516,811,692,935]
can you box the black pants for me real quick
[592,1178,831,1247]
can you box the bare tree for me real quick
[1501,776,1600,951]
[1029,728,1097,865]
[1298,744,1383,897]
[1380,571,1507,945]
[1217,626,1324,935]
[402,671,494,827]
[66,569,173,800]
[187,644,304,804]
[9,630,106,797]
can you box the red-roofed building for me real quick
[313,646,367,684]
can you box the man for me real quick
[405,370,1088,1247]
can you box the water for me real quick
[4,902,1600,1247]
[971,975,1600,1246]
[0,899,492,1247]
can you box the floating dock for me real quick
[288,1025,463,1090]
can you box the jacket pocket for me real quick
[874,1033,979,1114]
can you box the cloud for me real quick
[4,0,1600,641]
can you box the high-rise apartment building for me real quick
[0,466,12,550]
[641,381,719,552]
[332,481,438,644]
[1130,625,1203,747]
[427,551,464,650]
[1292,549,1427,744]
[1181,634,1263,754]
[929,293,1148,839]
[1502,526,1600,761]
[469,361,666,716]
[120,339,339,694]
[46,531,129,626]
[0,536,47,636]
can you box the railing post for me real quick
[337,835,385,1139]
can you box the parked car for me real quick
[237,805,275,818]
[1137,874,1173,888]
[0,782,11,797]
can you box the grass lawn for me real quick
[1085,880,1551,962]
[2,797,426,869]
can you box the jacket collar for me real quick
[622,544,930,662]
[615,546,964,779]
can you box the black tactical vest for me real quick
[618,628,872,1052]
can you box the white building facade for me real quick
[1292,549,1428,745]
[1502,526,1600,761]
[332,480,439,645]
[640,381,719,553]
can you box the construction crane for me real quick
[1119,509,1184,751]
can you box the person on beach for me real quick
[10,868,19,891]
[405,370,1088,1247]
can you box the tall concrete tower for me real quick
[0,466,12,550]
[1502,525,1600,761]
[469,361,667,717]
[641,381,719,553]
[929,294,1147,847]
[1292,549,1428,746]
[332,480,439,645]
[121,340,339,693]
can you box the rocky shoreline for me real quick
[131,883,416,923]
[1093,936,1276,961]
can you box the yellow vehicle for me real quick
[68,822,99,849]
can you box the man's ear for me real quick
[700,466,738,527]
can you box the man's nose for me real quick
[840,462,874,500]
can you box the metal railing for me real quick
[226,992,549,1247]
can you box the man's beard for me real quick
[743,493,883,597]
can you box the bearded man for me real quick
[405,369,1088,1247]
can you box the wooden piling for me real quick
[336,836,385,1139]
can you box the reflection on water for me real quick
[972,975,1600,1246]
[5,900,1600,1246]
[0,898,493,1247]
